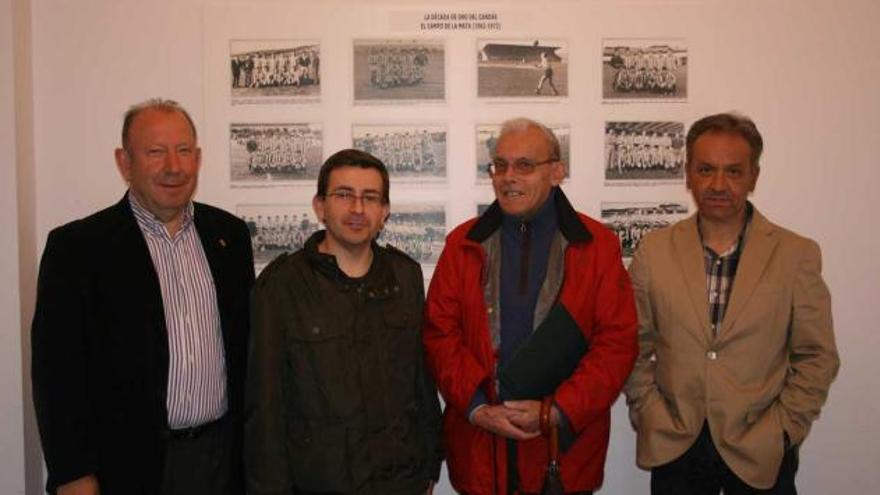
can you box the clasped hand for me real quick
[471,400,560,440]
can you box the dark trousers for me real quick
[161,416,237,495]
[651,423,798,495]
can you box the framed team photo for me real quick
[229,123,322,184]
[236,204,320,273]
[380,203,446,267]
[230,40,320,104]
[353,39,445,103]
[476,124,570,182]
[604,121,685,185]
[477,39,569,98]
[602,38,687,102]
[352,124,447,181]
[601,201,689,260]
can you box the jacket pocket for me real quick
[371,402,427,478]
[638,388,682,432]
[286,318,358,419]
[374,310,428,471]
[286,421,351,492]
[745,398,777,426]
[378,309,420,398]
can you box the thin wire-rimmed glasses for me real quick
[326,190,384,207]
[488,157,558,176]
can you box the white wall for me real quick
[13,0,880,493]
[1,0,26,491]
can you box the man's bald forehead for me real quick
[121,99,197,150]
[495,118,560,159]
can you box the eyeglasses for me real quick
[488,157,558,176]
[326,190,384,207]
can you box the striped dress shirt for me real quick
[129,195,227,429]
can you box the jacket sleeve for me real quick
[245,274,296,495]
[423,236,492,414]
[31,228,99,491]
[228,220,256,492]
[775,239,839,445]
[622,237,662,428]
[412,271,444,481]
[554,235,639,433]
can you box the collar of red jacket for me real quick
[466,187,592,244]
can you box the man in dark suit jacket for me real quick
[31,98,255,495]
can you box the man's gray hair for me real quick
[121,98,197,150]
[686,112,763,170]
[496,118,561,161]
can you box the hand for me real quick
[425,479,435,495]
[504,400,561,433]
[471,404,541,440]
[57,475,100,495]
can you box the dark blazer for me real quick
[32,194,255,494]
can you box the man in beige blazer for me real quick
[625,113,839,494]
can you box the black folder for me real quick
[499,303,590,400]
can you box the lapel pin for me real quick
[219,238,227,247]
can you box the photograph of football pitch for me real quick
[477,40,568,98]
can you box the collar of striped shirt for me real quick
[126,191,227,428]
[128,193,195,239]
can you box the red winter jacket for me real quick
[423,191,637,494]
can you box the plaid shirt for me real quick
[701,206,753,336]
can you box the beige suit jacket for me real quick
[624,208,839,489]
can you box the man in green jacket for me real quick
[245,149,442,495]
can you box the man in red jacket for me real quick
[423,118,638,494]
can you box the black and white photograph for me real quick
[353,39,445,103]
[230,40,320,103]
[230,123,322,184]
[237,204,320,272]
[478,39,568,98]
[601,201,689,259]
[380,203,446,266]
[476,124,570,181]
[605,121,685,185]
[602,38,687,101]
[352,124,447,181]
